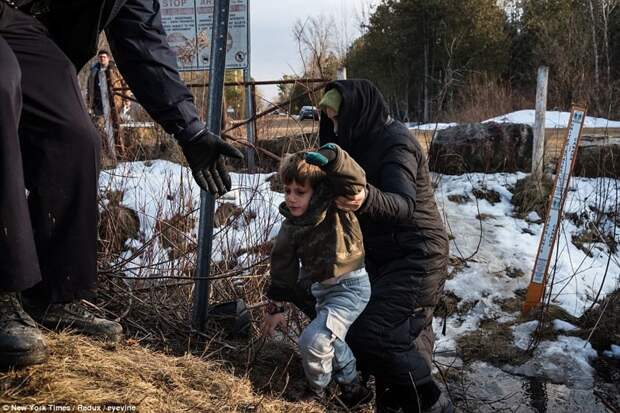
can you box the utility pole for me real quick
[192,0,230,331]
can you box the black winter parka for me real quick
[320,80,448,306]
[319,79,449,386]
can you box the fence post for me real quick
[245,73,256,171]
[192,0,230,331]
[106,74,126,158]
[532,66,549,178]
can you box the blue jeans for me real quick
[298,268,371,390]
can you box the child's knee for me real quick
[299,328,334,358]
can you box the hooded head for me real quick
[319,79,389,151]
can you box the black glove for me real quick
[179,129,244,196]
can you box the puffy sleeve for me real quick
[359,144,420,224]
[266,222,300,301]
[105,0,203,141]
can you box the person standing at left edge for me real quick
[0,0,243,368]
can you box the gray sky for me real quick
[249,0,373,102]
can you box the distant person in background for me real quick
[318,80,453,413]
[87,50,125,117]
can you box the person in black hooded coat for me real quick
[0,0,242,369]
[318,79,451,412]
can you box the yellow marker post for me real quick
[523,106,587,314]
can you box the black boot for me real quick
[0,292,47,368]
[339,380,373,408]
[295,385,326,403]
[25,300,122,342]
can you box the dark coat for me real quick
[86,61,126,116]
[319,79,449,386]
[27,0,202,141]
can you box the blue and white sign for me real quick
[160,0,249,70]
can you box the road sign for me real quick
[523,106,587,314]
[160,0,248,71]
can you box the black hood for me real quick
[319,79,390,151]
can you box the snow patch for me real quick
[484,110,620,129]
[505,335,597,388]
[552,319,578,332]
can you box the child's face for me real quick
[284,180,314,217]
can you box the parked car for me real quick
[299,106,319,120]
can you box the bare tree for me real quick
[292,15,339,79]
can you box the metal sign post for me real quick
[243,0,255,171]
[523,106,587,314]
[192,0,231,331]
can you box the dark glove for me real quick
[304,143,337,167]
[179,129,244,196]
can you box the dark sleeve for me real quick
[266,223,300,302]
[358,145,419,224]
[105,0,203,141]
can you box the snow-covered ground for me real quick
[99,161,283,274]
[99,161,620,395]
[485,110,620,129]
[408,110,620,131]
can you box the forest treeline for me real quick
[282,0,620,122]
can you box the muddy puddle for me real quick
[438,359,611,412]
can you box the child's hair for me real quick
[279,152,326,187]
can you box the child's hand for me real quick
[262,312,287,337]
[335,187,367,211]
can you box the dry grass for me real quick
[579,288,620,352]
[442,74,529,124]
[456,319,527,366]
[510,174,554,219]
[0,332,322,413]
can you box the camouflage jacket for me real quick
[267,146,366,302]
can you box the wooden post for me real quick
[532,66,549,178]
[106,73,126,158]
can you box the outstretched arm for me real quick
[105,0,202,139]
[106,0,243,195]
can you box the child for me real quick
[262,143,372,407]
